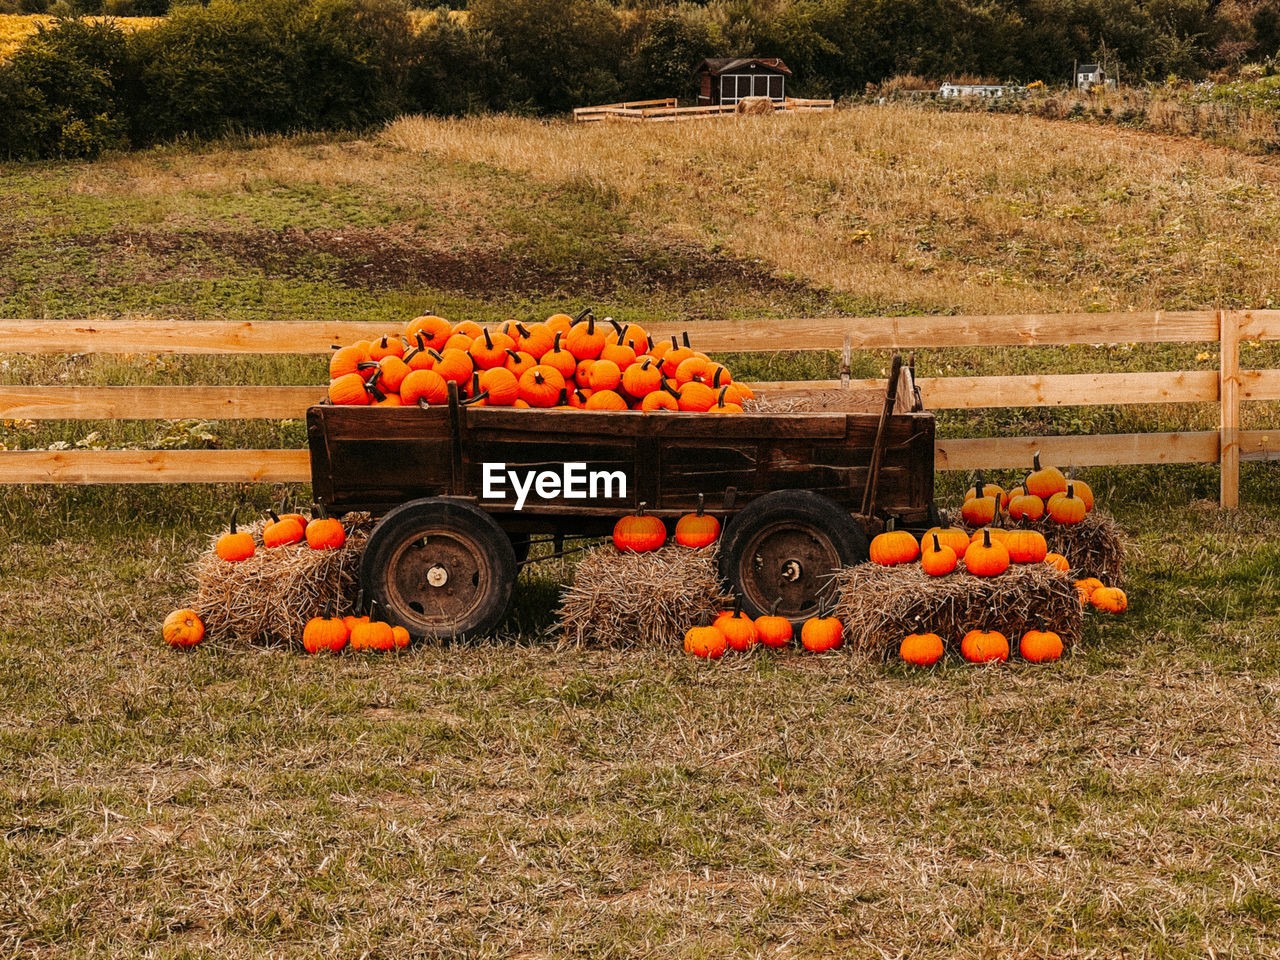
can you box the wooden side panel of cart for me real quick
[307,405,935,530]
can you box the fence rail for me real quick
[3,309,1278,506]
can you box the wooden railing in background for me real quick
[2,310,1278,507]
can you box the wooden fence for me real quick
[2,309,1278,507]
[573,97,835,122]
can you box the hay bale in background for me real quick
[558,545,731,648]
[949,510,1125,584]
[833,562,1081,655]
[736,96,776,116]
[192,513,373,646]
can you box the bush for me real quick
[467,0,624,112]
[407,8,507,115]
[622,9,723,102]
[129,0,413,143]
[0,17,132,160]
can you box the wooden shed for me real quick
[694,58,792,106]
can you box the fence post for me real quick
[1219,308,1240,509]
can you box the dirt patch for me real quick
[70,227,812,298]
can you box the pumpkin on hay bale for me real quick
[949,508,1124,584]
[192,513,373,646]
[558,544,731,648]
[832,561,1082,656]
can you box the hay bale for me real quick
[557,544,731,648]
[832,562,1082,655]
[736,96,776,116]
[949,509,1125,584]
[191,513,373,646]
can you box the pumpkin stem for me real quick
[1066,481,1075,499]
[609,318,623,336]
[268,510,281,523]
[461,389,489,406]
[1033,451,1042,471]
[732,595,743,618]
[636,501,647,517]
[483,329,494,350]
[586,315,595,335]
[357,360,379,373]
[670,335,679,349]
[414,332,426,350]
[712,367,727,388]
[682,331,691,347]
[768,597,781,616]
[716,385,728,406]
[311,501,327,520]
[573,306,592,323]
[534,370,545,385]
[696,493,705,517]
[931,533,942,552]
[229,508,238,535]
[379,336,389,350]
[644,335,654,352]
[555,388,568,406]
[366,370,388,403]
[982,528,992,548]
[552,332,564,352]
[515,322,531,339]
[428,348,443,362]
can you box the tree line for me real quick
[3,0,1279,160]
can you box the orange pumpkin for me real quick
[674,494,720,548]
[869,527,920,566]
[479,367,520,407]
[403,314,453,351]
[1047,483,1087,525]
[1090,586,1127,613]
[1026,451,1068,500]
[755,601,793,648]
[926,526,971,556]
[1004,529,1048,564]
[162,609,205,648]
[684,625,729,659]
[613,503,666,553]
[714,603,758,651]
[305,509,346,550]
[1044,552,1070,572]
[585,389,627,411]
[519,366,566,408]
[1019,629,1063,662]
[960,629,1009,663]
[964,528,1010,577]
[565,314,606,360]
[262,511,304,548]
[400,368,449,406]
[800,614,843,652]
[302,614,349,654]
[920,533,957,576]
[215,509,255,562]
[1007,493,1045,521]
[900,632,944,666]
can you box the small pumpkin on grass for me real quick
[1019,628,1063,663]
[755,600,793,648]
[302,604,349,654]
[1090,586,1128,613]
[960,628,1009,663]
[1075,577,1104,606]
[163,609,205,648]
[613,502,667,553]
[900,631,944,666]
[714,599,758,651]
[684,625,729,659]
[675,494,720,548]
[800,605,843,653]
[215,509,255,562]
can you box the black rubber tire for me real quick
[717,489,869,625]
[360,498,516,640]
[508,534,531,566]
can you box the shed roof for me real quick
[1078,63,1102,72]
[693,58,792,77]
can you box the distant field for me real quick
[0,13,162,59]
[4,107,1280,958]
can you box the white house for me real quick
[939,84,1015,98]
[1077,64,1109,90]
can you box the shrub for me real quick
[129,0,413,143]
[407,7,507,115]
[0,17,132,159]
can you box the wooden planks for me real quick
[935,432,1221,471]
[0,311,1223,356]
[0,385,322,420]
[1234,310,1280,342]
[1220,310,1241,508]
[0,449,310,483]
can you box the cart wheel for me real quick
[360,498,516,640]
[718,490,868,626]
[509,534,531,566]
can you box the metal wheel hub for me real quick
[387,530,491,631]
[740,520,839,619]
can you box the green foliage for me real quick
[406,6,507,115]
[130,0,414,142]
[0,17,132,160]
[467,0,625,112]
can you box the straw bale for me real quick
[191,513,373,646]
[833,561,1081,655]
[558,544,731,648]
[949,509,1125,584]
[736,96,776,116]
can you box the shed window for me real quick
[768,75,783,99]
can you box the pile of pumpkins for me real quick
[866,453,1127,667]
[326,310,755,413]
[162,506,352,651]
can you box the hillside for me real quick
[4,107,1280,959]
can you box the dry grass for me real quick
[0,14,162,60]
[384,107,1280,312]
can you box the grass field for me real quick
[3,107,1280,957]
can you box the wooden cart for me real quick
[307,358,936,638]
